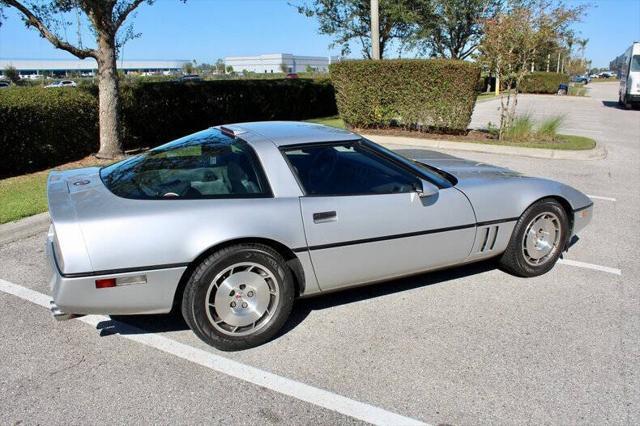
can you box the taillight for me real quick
[95,278,116,289]
[95,275,146,289]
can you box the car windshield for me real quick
[100,128,270,199]
[631,55,640,72]
[361,139,455,188]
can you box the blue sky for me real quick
[1,0,638,68]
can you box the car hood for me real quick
[415,157,523,183]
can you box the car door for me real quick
[282,141,476,291]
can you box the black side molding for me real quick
[573,202,593,213]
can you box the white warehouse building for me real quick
[224,53,335,74]
[0,58,190,77]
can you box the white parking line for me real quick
[558,259,622,276]
[561,128,603,135]
[586,195,617,202]
[0,278,427,426]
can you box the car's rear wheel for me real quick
[182,244,294,351]
[499,198,569,277]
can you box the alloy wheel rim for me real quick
[522,212,561,266]
[205,262,279,336]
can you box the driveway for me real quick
[1,82,638,425]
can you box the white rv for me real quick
[619,42,640,109]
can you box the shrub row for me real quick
[120,79,337,149]
[0,79,336,177]
[330,59,480,133]
[0,88,98,178]
[519,72,568,94]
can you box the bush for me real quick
[519,72,568,94]
[120,79,336,149]
[0,79,336,177]
[536,115,565,141]
[0,88,98,178]
[330,59,480,133]
[504,114,535,141]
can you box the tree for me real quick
[478,0,585,140]
[225,65,234,74]
[215,58,225,74]
[293,0,413,58]
[0,0,162,159]
[3,65,20,83]
[404,0,504,60]
[182,61,194,75]
[564,56,586,76]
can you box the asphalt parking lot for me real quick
[1,82,638,425]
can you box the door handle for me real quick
[313,211,337,223]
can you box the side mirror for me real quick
[415,179,439,198]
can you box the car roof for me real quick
[220,121,359,147]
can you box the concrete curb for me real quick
[363,134,607,161]
[0,212,50,246]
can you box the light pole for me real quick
[371,0,380,60]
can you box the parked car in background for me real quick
[45,80,77,88]
[285,73,299,79]
[619,42,640,109]
[179,74,202,82]
[571,75,590,84]
[46,121,594,351]
[0,81,10,89]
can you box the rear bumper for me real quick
[46,231,186,317]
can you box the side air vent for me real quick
[478,226,500,253]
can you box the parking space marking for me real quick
[586,195,617,202]
[558,259,622,276]
[561,128,603,135]
[0,278,428,426]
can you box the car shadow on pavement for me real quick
[275,260,497,339]
[94,260,498,341]
[601,100,623,109]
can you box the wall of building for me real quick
[224,53,332,74]
[0,59,190,77]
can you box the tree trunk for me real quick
[96,34,123,159]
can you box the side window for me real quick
[282,142,419,196]
[101,130,270,199]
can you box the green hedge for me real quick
[519,72,568,94]
[0,79,336,178]
[0,88,98,178]
[120,79,336,149]
[330,59,480,132]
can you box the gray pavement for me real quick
[1,82,638,425]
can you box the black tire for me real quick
[499,198,569,277]
[181,244,294,351]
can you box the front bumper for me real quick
[572,202,593,236]
[46,230,186,318]
[625,93,640,103]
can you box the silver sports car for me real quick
[47,121,593,350]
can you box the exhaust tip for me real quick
[49,301,82,321]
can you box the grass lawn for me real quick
[0,171,49,224]
[446,134,596,150]
[590,78,618,83]
[0,156,111,224]
[305,116,596,151]
[306,115,346,129]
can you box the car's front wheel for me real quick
[182,244,294,351]
[499,198,569,277]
